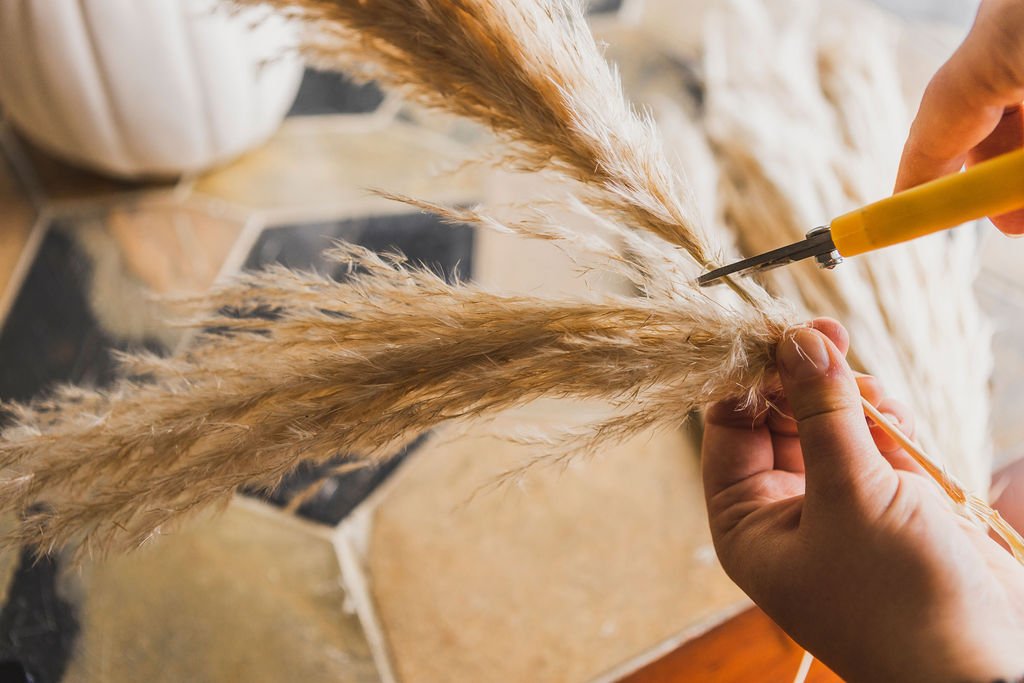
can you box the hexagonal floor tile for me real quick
[356,403,747,683]
[0,222,155,402]
[194,118,480,221]
[0,514,58,682]
[288,70,388,117]
[241,212,474,525]
[56,498,381,683]
[0,200,246,402]
[475,170,634,298]
[588,0,624,13]
[247,212,474,280]
[0,550,78,683]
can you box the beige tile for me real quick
[103,200,245,295]
[195,118,481,219]
[364,409,745,683]
[619,0,716,58]
[65,200,246,348]
[473,225,604,297]
[61,499,381,683]
[475,171,634,297]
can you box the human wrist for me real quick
[842,653,1024,683]
[916,628,1024,683]
[915,634,1024,683]
[829,618,1024,683]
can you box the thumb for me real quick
[777,328,892,512]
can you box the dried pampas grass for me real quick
[0,245,784,555]
[0,0,1013,559]
[0,0,796,557]
[258,0,715,261]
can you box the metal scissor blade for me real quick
[697,227,840,287]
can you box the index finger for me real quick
[896,54,1020,192]
[897,7,1024,193]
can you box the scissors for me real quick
[698,148,1024,287]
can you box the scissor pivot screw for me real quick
[805,226,842,269]
[816,250,843,270]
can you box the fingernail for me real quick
[882,413,900,427]
[778,328,832,380]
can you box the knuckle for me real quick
[975,56,1023,103]
[792,394,860,424]
[963,14,1024,103]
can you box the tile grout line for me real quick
[333,512,400,683]
[327,441,430,683]
[0,211,50,336]
[168,210,267,357]
[248,192,480,229]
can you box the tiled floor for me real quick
[0,1,998,682]
[61,500,380,683]
[0,17,749,681]
[193,117,480,220]
[361,413,743,683]
[0,63,482,681]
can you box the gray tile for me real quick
[288,70,386,117]
[588,0,624,13]
[0,552,78,683]
[242,212,474,525]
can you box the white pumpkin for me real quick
[0,0,303,178]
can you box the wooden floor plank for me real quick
[0,154,39,329]
[620,608,842,683]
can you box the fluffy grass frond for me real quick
[0,246,787,556]
[234,0,727,270]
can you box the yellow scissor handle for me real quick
[830,147,1024,257]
